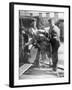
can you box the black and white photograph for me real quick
[19,10,64,79]
[9,2,70,87]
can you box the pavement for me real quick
[19,64,64,79]
[19,43,64,79]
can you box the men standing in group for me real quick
[48,18,60,71]
[25,18,51,67]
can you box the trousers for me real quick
[50,38,60,68]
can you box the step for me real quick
[19,64,32,76]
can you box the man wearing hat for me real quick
[48,18,60,71]
[24,18,40,66]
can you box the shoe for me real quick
[49,64,53,68]
[53,67,57,71]
[33,63,40,67]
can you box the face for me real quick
[52,19,55,25]
[48,21,52,26]
[48,19,55,26]
[59,22,64,27]
[33,20,37,27]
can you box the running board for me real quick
[19,64,32,76]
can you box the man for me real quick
[48,18,60,71]
[21,27,29,63]
[24,18,40,66]
[37,29,52,65]
[25,19,50,67]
